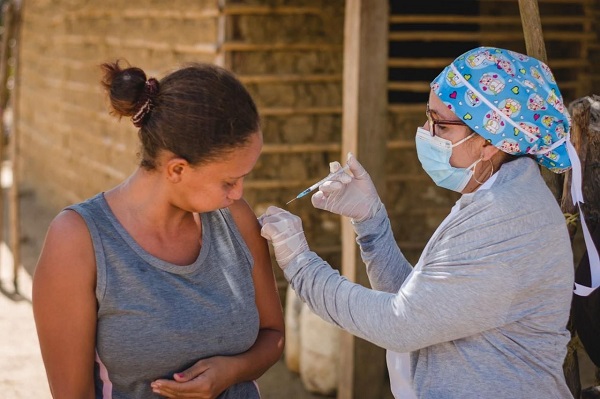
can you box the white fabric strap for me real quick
[567,139,600,297]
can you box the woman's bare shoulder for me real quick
[35,209,96,282]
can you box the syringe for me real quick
[286,164,350,205]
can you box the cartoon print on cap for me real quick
[479,73,505,95]
[540,63,556,83]
[545,151,559,161]
[465,90,482,107]
[520,79,537,91]
[508,50,530,62]
[519,122,541,142]
[445,70,464,87]
[527,94,547,111]
[530,66,545,85]
[483,111,506,134]
[499,98,521,118]
[541,115,555,128]
[498,139,521,154]
[546,90,565,113]
[430,46,572,173]
[494,56,515,76]
[555,124,567,139]
[467,49,493,69]
[542,134,553,146]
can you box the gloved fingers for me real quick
[260,212,303,241]
[311,190,327,210]
[329,161,342,174]
[264,205,288,217]
[261,219,289,241]
[327,161,352,184]
[319,180,344,194]
[347,152,369,180]
[258,206,293,227]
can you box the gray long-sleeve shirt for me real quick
[284,157,574,398]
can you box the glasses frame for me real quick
[425,103,467,136]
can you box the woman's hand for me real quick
[258,206,309,269]
[311,153,382,222]
[150,356,232,399]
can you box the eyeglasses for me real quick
[425,103,467,136]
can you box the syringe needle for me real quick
[285,164,350,206]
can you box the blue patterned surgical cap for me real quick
[431,46,572,173]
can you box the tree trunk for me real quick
[562,95,600,398]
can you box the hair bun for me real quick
[131,78,159,128]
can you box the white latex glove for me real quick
[259,206,309,269]
[311,153,383,222]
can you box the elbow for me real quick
[274,329,285,359]
[262,327,285,361]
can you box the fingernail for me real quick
[176,373,185,378]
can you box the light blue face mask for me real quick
[415,127,479,193]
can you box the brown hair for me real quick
[100,61,260,170]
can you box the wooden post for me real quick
[215,0,230,69]
[8,0,22,292]
[518,0,547,63]
[518,0,562,201]
[0,0,14,284]
[339,0,388,398]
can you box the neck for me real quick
[105,168,193,233]
[462,157,498,193]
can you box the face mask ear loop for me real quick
[451,132,476,148]
[473,159,494,185]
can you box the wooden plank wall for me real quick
[212,1,346,300]
[388,0,595,103]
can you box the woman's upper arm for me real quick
[229,200,284,334]
[32,210,97,398]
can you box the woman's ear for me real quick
[165,158,189,183]
[480,140,500,161]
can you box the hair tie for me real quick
[132,78,159,128]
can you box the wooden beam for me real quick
[0,0,14,285]
[518,0,563,202]
[518,0,548,63]
[339,0,388,398]
[8,0,22,292]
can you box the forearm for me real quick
[225,328,284,384]
[284,251,515,353]
[284,251,394,343]
[352,205,413,293]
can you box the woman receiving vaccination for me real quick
[33,61,284,398]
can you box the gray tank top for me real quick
[68,193,260,399]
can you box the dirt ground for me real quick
[0,182,597,399]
